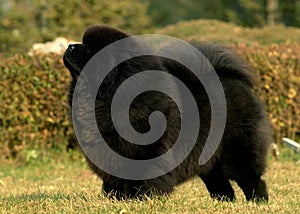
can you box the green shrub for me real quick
[235,43,300,143]
[158,20,300,46]
[0,54,73,161]
[0,43,299,160]
[0,0,151,53]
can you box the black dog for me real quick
[63,25,272,202]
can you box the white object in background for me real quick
[28,37,78,56]
[282,138,300,153]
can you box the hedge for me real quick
[0,54,72,161]
[236,43,300,143]
[0,43,299,160]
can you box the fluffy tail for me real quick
[160,43,256,88]
[196,43,256,88]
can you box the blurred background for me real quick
[1,0,300,53]
[0,0,299,163]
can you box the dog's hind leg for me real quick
[200,163,235,201]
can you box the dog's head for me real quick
[63,25,129,78]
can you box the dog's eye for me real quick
[82,44,92,55]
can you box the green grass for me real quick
[157,19,300,46]
[0,147,299,213]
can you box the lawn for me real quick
[0,148,299,213]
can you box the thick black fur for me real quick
[63,25,272,202]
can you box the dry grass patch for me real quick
[0,149,299,213]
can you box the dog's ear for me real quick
[82,25,129,50]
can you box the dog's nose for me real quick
[67,44,77,52]
[67,44,84,53]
